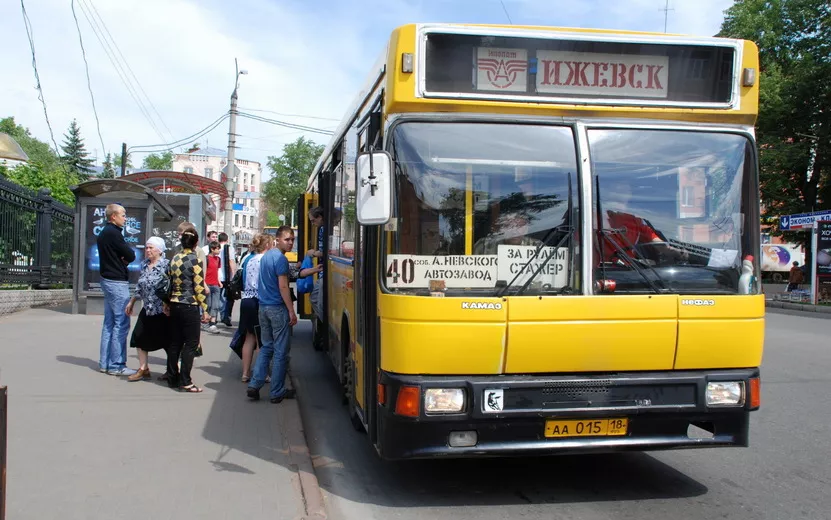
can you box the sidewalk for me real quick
[0,305,324,520]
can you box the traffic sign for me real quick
[778,210,831,230]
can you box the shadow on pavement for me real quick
[290,322,710,508]
[55,355,100,372]
[199,350,294,475]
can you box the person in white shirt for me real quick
[202,230,219,257]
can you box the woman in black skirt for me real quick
[125,236,170,381]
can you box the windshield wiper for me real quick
[595,176,668,294]
[496,173,575,298]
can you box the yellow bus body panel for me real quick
[379,293,506,375]
[505,296,678,373]
[674,294,765,369]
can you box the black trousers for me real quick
[168,303,201,387]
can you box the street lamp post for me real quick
[223,59,247,239]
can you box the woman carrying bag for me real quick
[124,236,170,381]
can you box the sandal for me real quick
[241,374,251,383]
[180,385,203,393]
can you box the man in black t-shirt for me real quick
[96,203,137,377]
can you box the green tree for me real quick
[0,162,78,206]
[0,117,78,205]
[266,210,281,227]
[101,153,116,178]
[142,151,173,170]
[61,119,94,178]
[0,117,62,173]
[263,136,324,217]
[719,0,831,246]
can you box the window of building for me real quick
[234,214,239,227]
[681,185,695,207]
[183,166,193,174]
[205,167,213,178]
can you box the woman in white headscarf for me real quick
[124,236,171,381]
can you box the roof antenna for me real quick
[499,0,513,24]
[661,0,674,33]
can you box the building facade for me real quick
[172,147,264,251]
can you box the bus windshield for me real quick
[387,122,580,296]
[590,129,756,294]
[385,122,757,296]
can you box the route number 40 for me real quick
[386,258,415,284]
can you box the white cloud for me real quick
[0,0,737,178]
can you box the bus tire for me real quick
[772,272,783,283]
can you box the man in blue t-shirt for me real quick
[247,243,298,403]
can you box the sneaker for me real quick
[222,318,233,327]
[246,387,260,401]
[108,367,138,377]
[208,325,220,334]
[270,389,296,404]
[99,368,108,374]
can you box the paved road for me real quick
[0,305,310,520]
[292,310,831,520]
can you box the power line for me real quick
[70,0,106,159]
[82,0,174,141]
[499,0,513,24]
[19,0,61,157]
[75,0,167,143]
[129,113,230,153]
[237,112,334,135]
[237,107,341,122]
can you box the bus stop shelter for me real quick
[70,179,176,315]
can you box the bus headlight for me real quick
[424,388,465,413]
[706,382,744,406]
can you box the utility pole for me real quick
[223,59,247,238]
[120,142,127,177]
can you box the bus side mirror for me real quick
[356,151,392,225]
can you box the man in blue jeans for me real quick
[96,203,137,376]
[247,240,298,403]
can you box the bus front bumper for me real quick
[376,369,758,460]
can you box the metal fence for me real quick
[0,177,74,288]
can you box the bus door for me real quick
[297,193,318,320]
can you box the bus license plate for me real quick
[544,418,628,438]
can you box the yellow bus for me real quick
[301,23,764,460]
[263,225,298,262]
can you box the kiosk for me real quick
[70,179,175,315]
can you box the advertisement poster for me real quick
[151,204,190,260]
[761,244,805,273]
[816,222,831,277]
[84,205,145,290]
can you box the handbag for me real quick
[296,256,314,295]
[153,271,172,303]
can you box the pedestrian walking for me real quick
[787,261,804,292]
[125,237,170,381]
[230,233,270,382]
[246,238,298,403]
[96,203,138,377]
[218,232,237,327]
[166,227,210,393]
[205,241,222,333]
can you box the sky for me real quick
[0,0,735,179]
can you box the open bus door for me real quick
[297,192,318,320]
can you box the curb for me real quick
[765,301,831,319]
[285,372,327,520]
